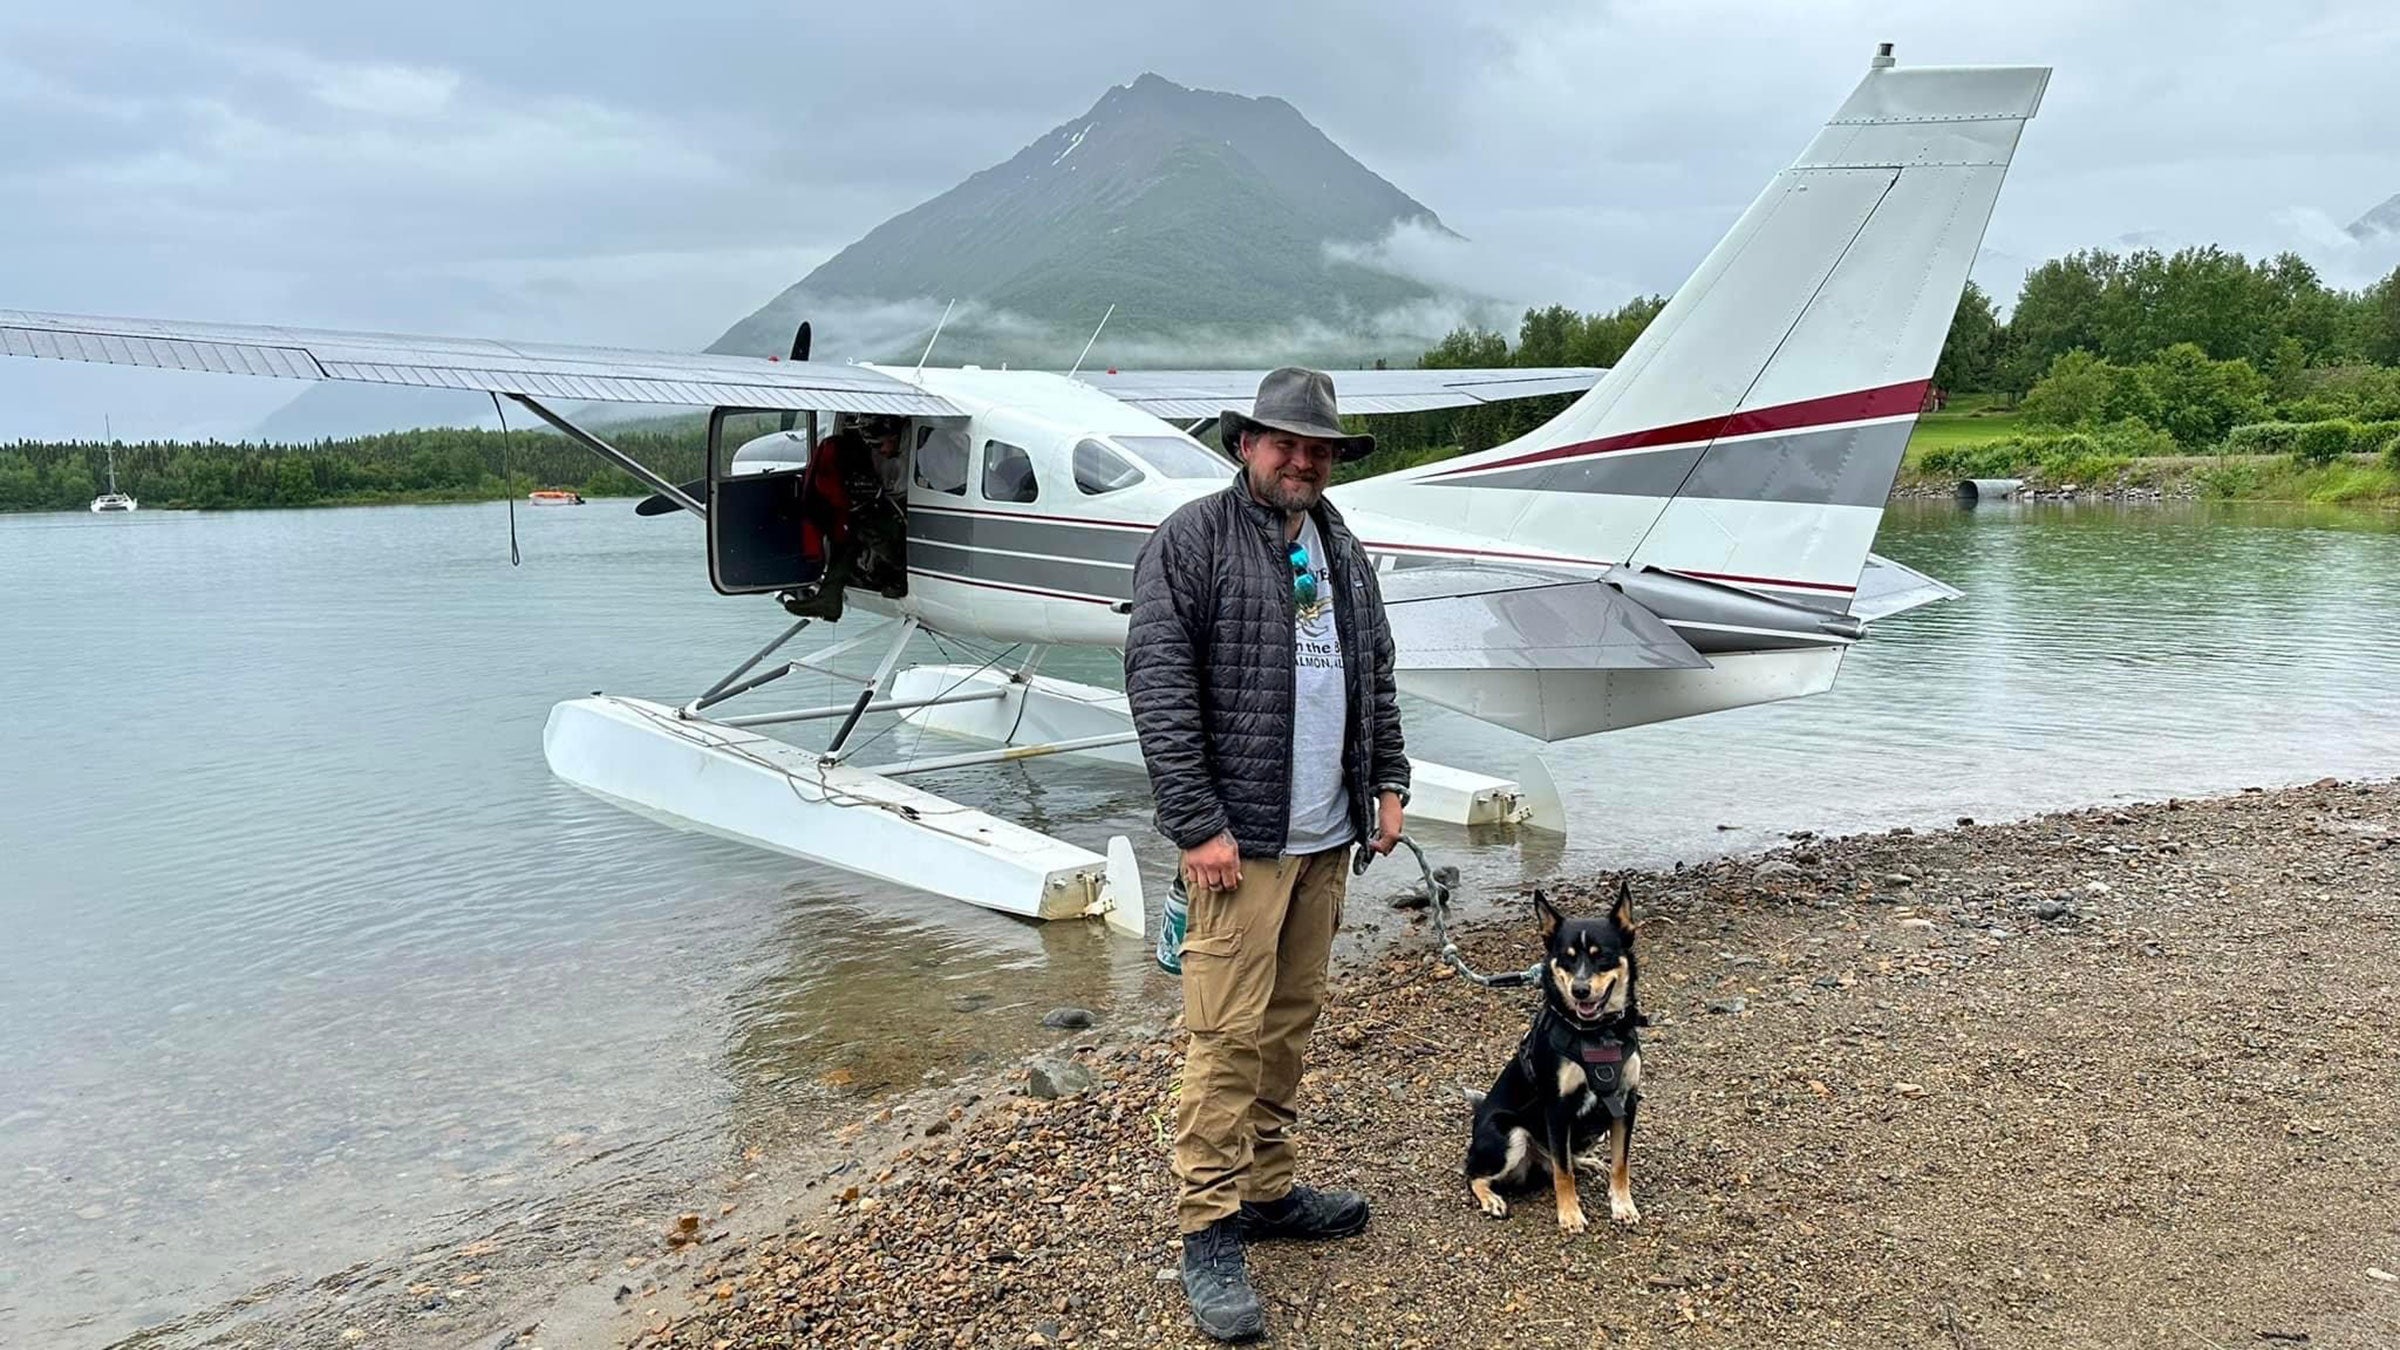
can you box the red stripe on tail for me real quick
[1433,379,1929,478]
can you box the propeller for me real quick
[778,322,811,432]
[636,320,811,516]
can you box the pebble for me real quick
[950,992,997,1013]
[642,781,2398,1350]
[1753,860,1805,884]
[1041,1006,1097,1030]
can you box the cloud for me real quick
[2,1,2398,440]
[1324,219,1647,317]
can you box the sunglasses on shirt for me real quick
[1288,542,1319,608]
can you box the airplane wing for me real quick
[1069,367,1605,418]
[0,309,959,416]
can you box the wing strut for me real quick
[506,393,704,518]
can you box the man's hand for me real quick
[1182,832,1242,893]
[1371,791,1405,856]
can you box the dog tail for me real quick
[1460,1086,1487,1110]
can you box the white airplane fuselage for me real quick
[834,363,1613,650]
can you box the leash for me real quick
[1354,834,1544,990]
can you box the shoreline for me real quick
[392,777,2400,1350]
[1891,451,2400,506]
[149,778,2400,1347]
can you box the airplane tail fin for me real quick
[1343,49,2047,613]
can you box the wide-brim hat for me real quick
[1221,366,1376,463]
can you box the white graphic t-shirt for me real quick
[1284,514,1354,853]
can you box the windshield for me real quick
[1111,434,1233,480]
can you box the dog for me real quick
[1463,881,1647,1232]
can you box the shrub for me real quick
[2224,421,2302,456]
[2094,419,2179,458]
[2196,462,2260,498]
[1918,429,2147,489]
[2292,420,2359,466]
[2018,349,2119,429]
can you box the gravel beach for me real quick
[613,779,2400,1349]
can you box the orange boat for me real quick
[527,489,585,506]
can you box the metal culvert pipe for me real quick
[1957,477,2023,503]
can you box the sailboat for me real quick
[90,427,137,512]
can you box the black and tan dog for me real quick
[1463,882,1647,1232]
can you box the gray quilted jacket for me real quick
[1124,474,1410,856]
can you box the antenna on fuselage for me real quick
[915,299,957,374]
[1067,303,1116,378]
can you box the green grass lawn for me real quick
[1906,396,2024,455]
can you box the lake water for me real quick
[5,498,2399,1344]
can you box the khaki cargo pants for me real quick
[1173,846,1349,1233]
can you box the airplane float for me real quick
[0,47,2048,938]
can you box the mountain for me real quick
[2348,192,2400,242]
[254,73,1478,439]
[708,73,1470,366]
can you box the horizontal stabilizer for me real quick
[1848,552,1962,621]
[1380,565,1708,672]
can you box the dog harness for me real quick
[1528,1009,1647,1119]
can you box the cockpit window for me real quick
[1072,439,1144,495]
[1112,434,1233,479]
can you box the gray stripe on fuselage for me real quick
[908,508,1150,566]
[910,540,1134,601]
[1446,444,1704,498]
[1434,420,1913,508]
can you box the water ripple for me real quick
[4,498,2399,1343]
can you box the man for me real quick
[1125,367,1409,1342]
[850,416,909,596]
[780,417,907,621]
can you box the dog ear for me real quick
[1532,888,1562,941]
[1611,876,1636,936]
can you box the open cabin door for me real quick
[705,405,823,595]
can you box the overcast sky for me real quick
[3,0,2397,440]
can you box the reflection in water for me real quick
[3,498,2398,1342]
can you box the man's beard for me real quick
[1247,463,1324,513]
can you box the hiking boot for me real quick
[1239,1185,1371,1241]
[1178,1217,1264,1342]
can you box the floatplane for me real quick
[0,47,2045,937]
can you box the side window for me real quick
[1072,439,1143,495]
[981,440,1039,504]
[913,426,967,496]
